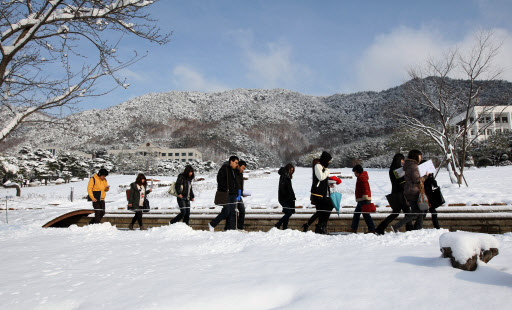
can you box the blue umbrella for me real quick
[330,192,342,215]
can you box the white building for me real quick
[452,106,511,142]
[45,147,93,159]
[107,142,202,162]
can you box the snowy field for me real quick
[1,166,512,309]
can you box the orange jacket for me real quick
[87,174,109,201]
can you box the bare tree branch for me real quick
[0,0,171,143]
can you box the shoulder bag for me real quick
[214,167,229,205]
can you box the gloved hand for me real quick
[236,189,242,202]
[329,176,342,185]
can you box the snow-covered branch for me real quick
[0,0,170,143]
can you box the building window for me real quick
[470,117,474,123]
[478,117,485,124]
[168,153,172,156]
[502,117,508,123]
[182,159,186,162]
[485,117,491,123]
[495,117,501,123]
[487,129,493,135]
[471,130,476,136]
[496,129,502,133]
[182,153,186,156]
[175,153,179,156]
[162,153,166,156]
[188,152,193,156]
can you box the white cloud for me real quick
[351,26,512,92]
[246,42,313,89]
[171,65,228,92]
[351,26,451,92]
[229,29,313,89]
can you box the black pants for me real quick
[131,211,143,226]
[210,194,238,230]
[305,212,320,228]
[171,198,191,225]
[91,200,105,224]
[275,200,295,229]
[417,207,440,229]
[317,197,334,232]
[376,200,413,234]
[224,198,245,230]
[395,200,423,230]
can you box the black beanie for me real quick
[319,151,332,167]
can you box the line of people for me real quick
[273,150,443,234]
[87,149,444,233]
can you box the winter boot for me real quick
[128,223,134,230]
[301,223,309,232]
[140,225,147,230]
[315,224,326,234]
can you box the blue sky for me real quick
[82,0,512,110]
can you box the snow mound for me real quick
[439,232,499,263]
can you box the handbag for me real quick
[168,181,182,197]
[214,167,230,205]
[142,198,150,213]
[429,187,445,208]
[418,181,430,211]
[386,192,407,211]
[361,201,376,213]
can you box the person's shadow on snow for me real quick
[397,256,512,288]
[455,265,512,288]
[396,256,446,268]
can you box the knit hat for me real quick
[319,151,332,167]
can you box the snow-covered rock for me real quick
[440,232,499,271]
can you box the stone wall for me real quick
[74,212,512,234]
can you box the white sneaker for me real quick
[208,223,214,232]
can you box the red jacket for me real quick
[355,171,371,202]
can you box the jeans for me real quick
[225,198,245,230]
[210,194,238,230]
[171,198,191,225]
[351,200,375,231]
[275,200,294,229]
[91,200,105,224]
[394,199,423,230]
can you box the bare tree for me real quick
[0,0,171,143]
[393,30,505,186]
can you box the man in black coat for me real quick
[225,160,247,230]
[209,156,239,231]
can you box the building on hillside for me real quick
[451,106,512,142]
[45,147,93,159]
[107,142,202,162]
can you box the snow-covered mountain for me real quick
[3,78,512,166]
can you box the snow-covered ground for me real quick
[1,166,512,309]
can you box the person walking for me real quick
[391,150,427,232]
[350,165,376,233]
[375,153,413,235]
[128,173,152,230]
[170,165,195,226]
[87,168,110,224]
[307,151,335,234]
[209,156,239,231]
[225,160,247,230]
[419,172,442,229]
[301,159,321,232]
[275,163,296,230]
